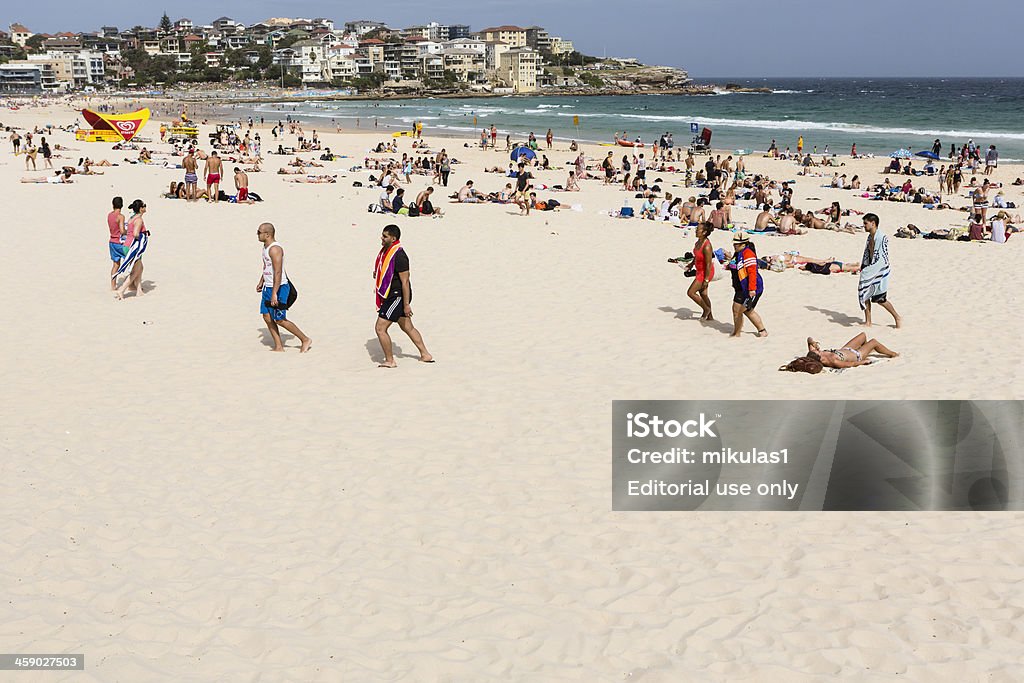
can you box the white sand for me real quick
[1,98,1022,681]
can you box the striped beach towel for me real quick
[858,231,890,309]
[112,231,148,279]
[373,241,403,307]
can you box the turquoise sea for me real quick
[249,78,1024,160]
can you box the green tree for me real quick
[265,65,302,87]
[25,34,45,52]
[255,45,273,70]
[224,48,248,69]
[350,72,384,91]
[159,13,173,34]
[189,51,206,72]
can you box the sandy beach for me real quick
[1,96,1022,681]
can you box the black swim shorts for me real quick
[733,289,762,309]
[378,294,405,322]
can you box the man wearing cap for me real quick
[729,231,767,338]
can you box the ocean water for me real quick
[249,78,1024,160]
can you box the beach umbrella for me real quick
[915,150,940,160]
[511,146,536,162]
[889,149,912,159]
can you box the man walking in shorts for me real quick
[373,224,433,368]
[257,223,312,353]
[107,196,125,289]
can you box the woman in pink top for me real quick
[107,196,125,290]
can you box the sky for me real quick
[5,0,1024,77]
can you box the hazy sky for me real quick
[6,0,1023,77]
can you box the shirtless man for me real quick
[777,207,806,235]
[204,150,223,203]
[456,180,483,203]
[754,204,779,230]
[689,199,707,224]
[234,167,253,204]
[183,148,199,201]
[708,202,728,230]
[414,187,443,216]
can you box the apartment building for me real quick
[524,26,551,53]
[550,38,574,55]
[498,47,540,93]
[475,26,527,48]
[0,63,42,90]
[442,49,486,83]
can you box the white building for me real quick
[484,41,509,72]
[9,23,33,47]
[498,47,540,93]
[416,41,444,56]
[443,38,485,53]
[344,20,387,36]
[550,38,574,55]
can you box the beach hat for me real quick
[732,230,751,243]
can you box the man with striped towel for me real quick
[374,224,434,368]
[859,213,902,328]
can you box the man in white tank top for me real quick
[257,222,312,352]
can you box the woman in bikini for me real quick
[805,334,898,368]
[686,222,716,321]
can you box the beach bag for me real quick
[619,207,634,217]
[407,205,420,217]
[368,204,384,213]
[269,281,298,310]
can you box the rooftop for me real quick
[478,25,526,33]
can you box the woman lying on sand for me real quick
[763,253,861,274]
[284,175,336,183]
[22,169,74,184]
[289,156,324,168]
[780,334,899,373]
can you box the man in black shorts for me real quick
[602,152,615,185]
[374,224,434,367]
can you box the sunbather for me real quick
[780,333,899,373]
